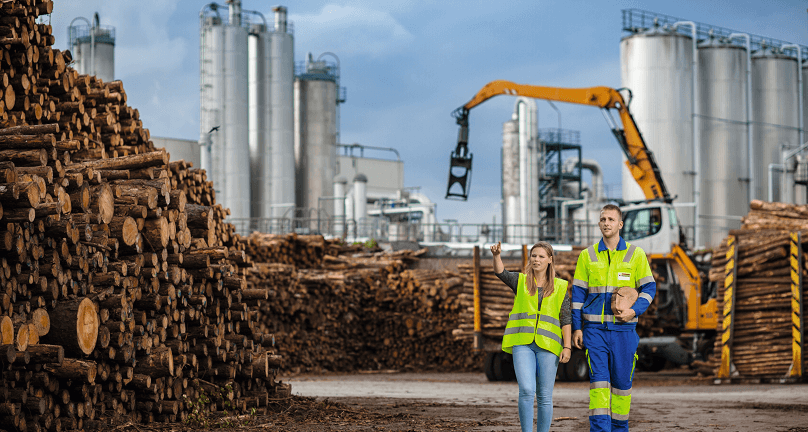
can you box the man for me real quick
[571,204,656,432]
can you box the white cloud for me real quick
[288,4,414,57]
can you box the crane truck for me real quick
[447,81,717,381]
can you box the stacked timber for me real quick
[0,0,289,429]
[700,200,808,378]
[241,240,481,374]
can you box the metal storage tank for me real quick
[697,39,747,247]
[269,6,295,217]
[294,54,338,214]
[221,1,250,219]
[751,47,799,202]
[68,13,115,82]
[800,62,808,203]
[501,118,519,243]
[248,22,272,219]
[199,5,225,198]
[620,28,694,227]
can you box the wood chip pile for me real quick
[700,200,808,378]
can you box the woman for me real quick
[491,241,572,432]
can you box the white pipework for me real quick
[728,33,754,205]
[563,157,604,203]
[783,43,805,204]
[673,21,701,248]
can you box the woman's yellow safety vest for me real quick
[501,274,568,356]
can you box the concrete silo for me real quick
[620,27,694,228]
[751,47,799,202]
[68,13,115,82]
[697,39,748,247]
[199,1,250,220]
[269,6,295,218]
[294,53,339,214]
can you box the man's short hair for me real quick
[601,204,622,221]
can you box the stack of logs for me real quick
[0,0,288,430]
[702,200,808,378]
[453,246,659,342]
[241,236,481,374]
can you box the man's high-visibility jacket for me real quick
[502,274,568,356]
[571,237,656,331]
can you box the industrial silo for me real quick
[199,1,250,220]
[697,39,747,247]
[68,13,115,82]
[222,1,250,219]
[751,47,799,202]
[294,54,338,214]
[501,118,519,243]
[248,22,272,219]
[269,6,295,217]
[199,5,225,200]
[620,27,694,227]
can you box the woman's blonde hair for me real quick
[523,241,556,297]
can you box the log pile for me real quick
[0,1,288,429]
[701,200,808,378]
[240,238,482,374]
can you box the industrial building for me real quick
[509,9,808,250]
[67,13,115,82]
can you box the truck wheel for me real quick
[493,352,516,381]
[565,349,589,381]
[484,352,498,381]
[638,354,667,372]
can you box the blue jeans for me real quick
[512,342,560,432]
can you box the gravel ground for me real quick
[117,369,808,431]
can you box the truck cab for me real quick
[620,202,681,255]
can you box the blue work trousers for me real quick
[512,342,560,432]
[583,328,639,432]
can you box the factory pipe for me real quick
[674,21,701,248]
[728,33,754,205]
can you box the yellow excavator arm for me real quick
[446,80,671,203]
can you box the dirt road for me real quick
[275,370,808,431]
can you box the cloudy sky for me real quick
[47,0,808,225]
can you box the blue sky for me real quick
[48,0,807,225]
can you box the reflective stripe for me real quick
[583,313,638,323]
[611,387,632,396]
[611,411,629,421]
[589,408,610,417]
[639,292,653,303]
[623,244,636,263]
[503,326,535,335]
[573,278,589,288]
[572,302,584,310]
[587,245,599,263]
[588,285,616,294]
[590,381,610,389]
[508,312,537,320]
[638,275,655,286]
[536,328,562,345]
[589,386,610,410]
[539,315,561,327]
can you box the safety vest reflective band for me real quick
[501,274,568,356]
